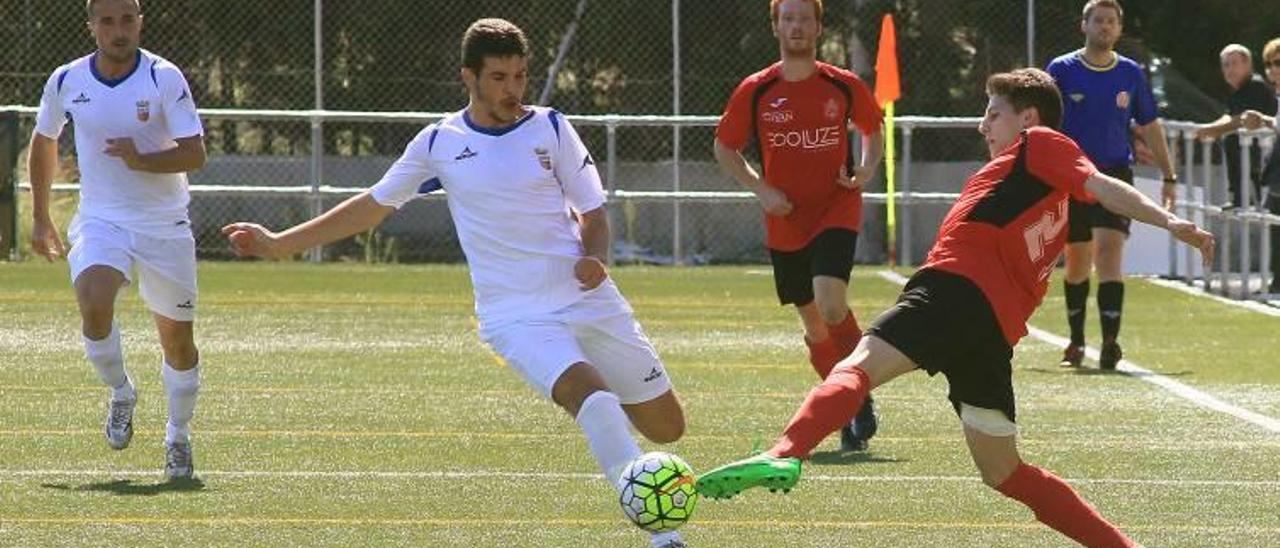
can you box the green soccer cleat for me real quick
[694,453,801,500]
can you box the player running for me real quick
[696,68,1213,548]
[30,0,207,479]
[715,0,884,452]
[221,18,687,548]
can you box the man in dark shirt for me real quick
[1196,44,1279,208]
[1242,37,1280,293]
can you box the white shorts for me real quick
[480,283,672,405]
[67,216,198,322]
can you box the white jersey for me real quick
[371,107,607,328]
[34,49,204,236]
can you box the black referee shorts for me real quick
[865,268,1017,422]
[1068,165,1134,243]
[768,228,858,307]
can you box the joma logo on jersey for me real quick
[762,110,794,124]
[766,126,841,150]
[1023,200,1069,263]
[136,100,150,122]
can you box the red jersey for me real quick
[717,62,883,251]
[923,127,1097,345]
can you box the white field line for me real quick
[1143,277,1280,317]
[1,468,1275,487]
[875,270,1280,434]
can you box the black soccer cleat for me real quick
[1099,341,1123,371]
[840,395,878,452]
[1059,345,1084,368]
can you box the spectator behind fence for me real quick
[1241,37,1280,294]
[1196,44,1278,209]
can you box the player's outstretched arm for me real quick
[1085,172,1214,266]
[221,191,394,259]
[27,133,65,261]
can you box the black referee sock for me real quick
[1097,281,1125,343]
[1064,280,1089,347]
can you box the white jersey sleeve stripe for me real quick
[34,66,70,139]
[157,62,204,139]
[550,111,606,214]
[370,124,441,209]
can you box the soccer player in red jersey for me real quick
[697,68,1214,548]
[715,0,885,451]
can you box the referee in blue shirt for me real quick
[1047,0,1178,370]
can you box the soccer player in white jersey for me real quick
[29,0,206,480]
[221,19,688,547]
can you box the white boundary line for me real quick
[1142,277,1280,317]
[876,271,1280,434]
[2,468,1275,487]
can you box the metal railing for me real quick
[4,106,1276,302]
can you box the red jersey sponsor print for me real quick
[717,62,883,251]
[923,127,1097,345]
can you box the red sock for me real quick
[804,336,843,380]
[770,366,870,458]
[827,311,863,359]
[996,462,1135,548]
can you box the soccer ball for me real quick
[617,451,698,532]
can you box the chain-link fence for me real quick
[3,0,1278,266]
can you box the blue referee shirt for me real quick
[1047,50,1158,169]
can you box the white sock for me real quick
[162,361,200,444]
[650,530,683,547]
[84,324,133,401]
[575,390,642,491]
[576,391,683,547]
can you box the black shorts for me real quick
[865,269,1017,422]
[1067,165,1133,243]
[768,228,858,307]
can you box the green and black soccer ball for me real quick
[618,451,698,532]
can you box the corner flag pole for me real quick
[874,14,901,266]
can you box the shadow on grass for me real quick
[808,450,905,465]
[41,477,206,496]
[1023,366,1193,378]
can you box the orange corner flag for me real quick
[874,14,900,106]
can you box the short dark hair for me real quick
[460,18,529,74]
[86,0,141,19]
[1082,0,1123,22]
[986,68,1064,130]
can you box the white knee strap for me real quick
[960,403,1018,437]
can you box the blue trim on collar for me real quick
[463,109,535,137]
[90,50,142,88]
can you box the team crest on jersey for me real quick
[535,148,552,171]
[823,98,840,121]
[1115,91,1130,109]
[136,100,150,122]
[1069,93,1085,103]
